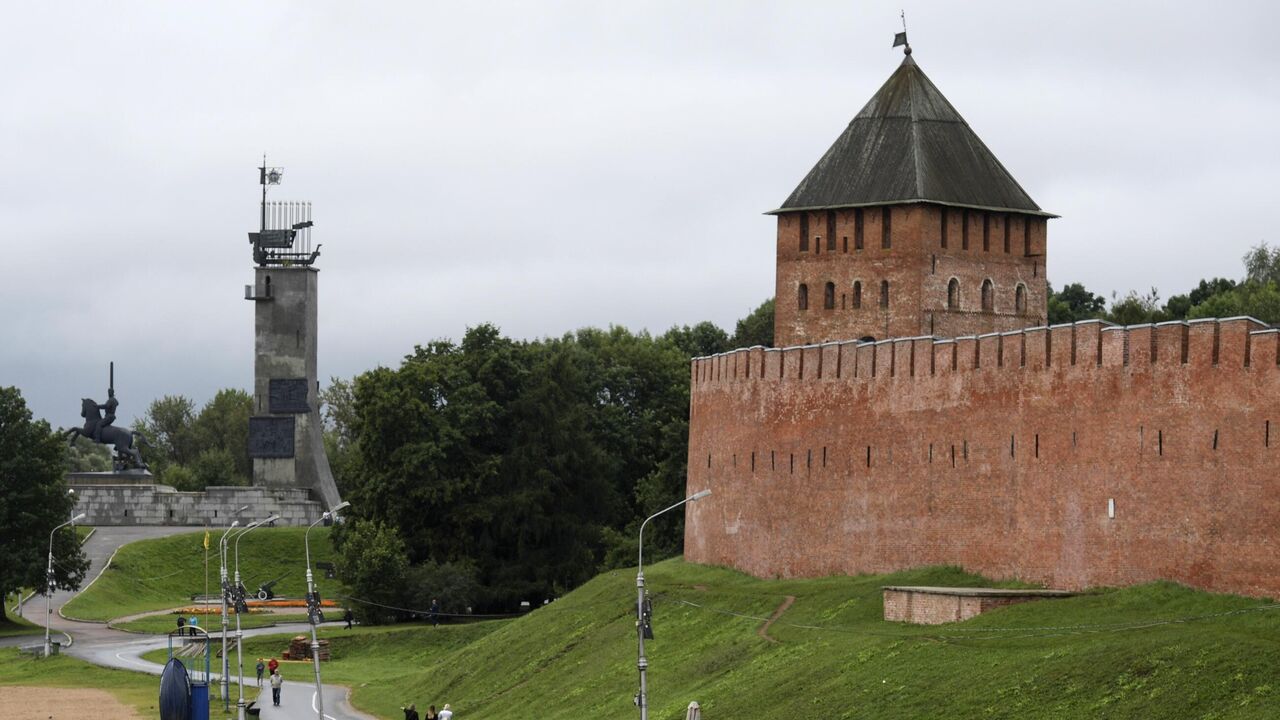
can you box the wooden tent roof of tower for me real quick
[770,54,1056,218]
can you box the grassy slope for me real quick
[217,561,1280,720]
[0,613,40,638]
[63,527,338,622]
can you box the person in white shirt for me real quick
[438,703,454,720]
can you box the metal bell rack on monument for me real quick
[248,158,320,267]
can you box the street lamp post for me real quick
[305,501,349,720]
[232,515,279,720]
[218,505,250,709]
[44,513,86,657]
[635,489,710,720]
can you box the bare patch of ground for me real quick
[0,686,141,720]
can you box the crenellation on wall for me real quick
[875,340,894,379]
[1219,317,1268,368]
[1025,327,1047,370]
[819,342,840,380]
[1127,324,1155,367]
[1251,329,1279,368]
[1048,324,1073,367]
[1154,321,1188,366]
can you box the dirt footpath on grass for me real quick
[0,686,141,719]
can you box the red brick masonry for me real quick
[882,586,1076,625]
[684,318,1280,598]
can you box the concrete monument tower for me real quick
[244,161,342,509]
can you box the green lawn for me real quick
[0,647,253,720]
[0,612,40,638]
[63,527,339,622]
[154,560,1280,720]
[114,611,312,634]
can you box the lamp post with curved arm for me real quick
[305,501,349,720]
[44,513,85,657]
[218,505,250,709]
[232,515,279,720]
[635,489,710,720]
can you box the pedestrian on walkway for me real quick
[401,702,420,720]
[438,703,453,720]
[268,656,279,675]
[256,659,265,687]
[270,668,284,706]
[176,615,186,636]
[429,598,440,627]
[344,608,354,630]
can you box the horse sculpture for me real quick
[65,398,150,471]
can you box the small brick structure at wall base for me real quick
[882,586,1077,625]
[683,317,1280,599]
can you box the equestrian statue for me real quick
[64,362,150,471]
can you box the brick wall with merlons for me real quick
[683,317,1280,598]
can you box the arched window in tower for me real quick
[798,283,809,311]
[1015,283,1028,315]
[947,278,960,310]
[880,280,890,309]
[824,282,835,310]
[852,281,862,309]
[981,279,994,312]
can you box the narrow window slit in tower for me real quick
[771,450,775,471]
[854,208,864,250]
[732,454,736,467]
[1267,420,1271,448]
[963,440,968,460]
[822,446,827,468]
[866,446,872,468]
[1213,429,1219,451]
[928,443,933,463]
[827,211,837,252]
[1035,434,1040,458]
[940,208,948,248]
[982,213,990,252]
[1072,431,1077,448]
[807,449,812,469]
[751,451,756,472]
[790,453,795,473]
[707,453,711,468]
[881,207,892,249]
[962,210,970,250]
[1003,214,1011,253]
[951,445,956,468]
[1158,429,1163,456]
[799,214,809,252]
[1010,434,1015,458]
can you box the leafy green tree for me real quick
[662,321,730,357]
[320,378,359,496]
[191,389,252,483]
[1244,242,1280,285]
[731,298,775,348]
[1107,288,1170,325]
[190,448,242,490]
[1047,283,1106,324]
[159,463,198,492]
[136,395,197,475]
[335,519,410,625]
[0,387,89,620]
[1187,282,1280,323]
[405,560,479,616]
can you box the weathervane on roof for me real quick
[893,11,912,56]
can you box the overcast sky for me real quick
[3,1,1278,426]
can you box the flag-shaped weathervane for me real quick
[893,11,911,55]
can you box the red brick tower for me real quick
[772,51,1055,346]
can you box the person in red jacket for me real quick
[267,657,279,675]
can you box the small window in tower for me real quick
[880,280,890,309]
[1004,215,1011,253]
[982,279,994,312]
[1016,284,1028,315]
[940,208,948,248]
[962,210,970,250]
[852,281,862,309]
[814,237,821,254]
[842,236,848,253]
[982,213,990,252]
[947,278,960,310]
[827,211,837,251]
[881,207,892,249]
[824,282,835,310]
[854,208,864,250]
[1024,218,1032,256]
[798,283,809,311]
[799,214,809,252]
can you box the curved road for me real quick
[18,525,374,720]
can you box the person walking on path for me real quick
[401,702,420,720]
[255,659,265,687]
[344,608,354,629]
[438,703,453,720]
[269,668,284,707]
[176,615,186,636]
[268,657,279,675]
[429,599,440,627]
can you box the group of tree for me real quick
[131,389,254,491]
[327,300,774,622]
[0,387,89,622]
[1048,242,1280,326]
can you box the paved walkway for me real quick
[20,525,373,720]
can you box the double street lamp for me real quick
[44,513,86,657]
[218,505,250,709]
[635,489,711,720]
[305,500,350,720]
[232,515,279,720]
